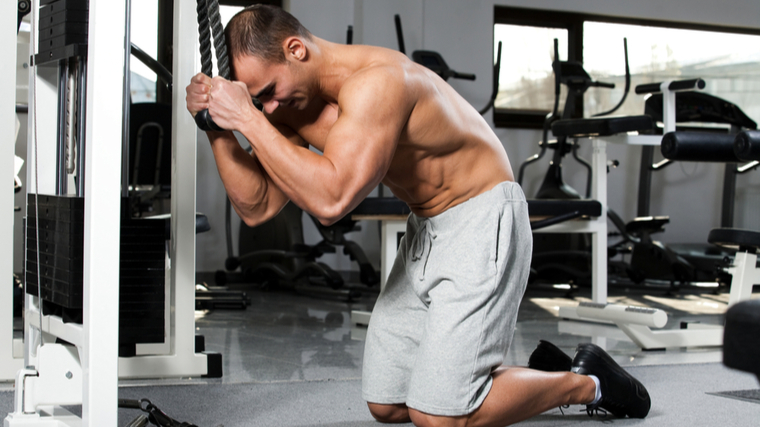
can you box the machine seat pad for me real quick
[551,115,654,138]
[625,216,670,235]
[350,198,602,219]
[351,197,412,216]
[527,199,602,218]
[708,228,760,252]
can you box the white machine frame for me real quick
[557,81,758,349]
[1,0,25,382]
[349,138,610,333]
[5,0,208,425]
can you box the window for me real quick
[130,0,282,103]
[493,24,568,125]
[493,6,760,129]
[583,22,760,121]
[130,0,159,103]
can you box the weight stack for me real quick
[35,0,89,66]
[25,195,167,357]
[26,194,84,321]
[119,201,167,357]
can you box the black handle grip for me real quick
[195,109,225,132]
[635,82,661,94]
[452,72,476,81]
[394,15,406,55]
[635,78,705,94]
[734,130,760,161]
[118,399,143,409]
[668,78,705,91]
[661,131,740,163]
[594,81,615,89]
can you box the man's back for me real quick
[268,42,514,218]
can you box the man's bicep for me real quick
[270,122,308,148]
[325,76,409,178]
[321,106,407,204]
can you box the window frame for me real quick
[493,6,760,129]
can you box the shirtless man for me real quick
[185,5,650,426]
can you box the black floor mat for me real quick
[708,389,760,404]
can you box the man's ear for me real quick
[284,37,308,62]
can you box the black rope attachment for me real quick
[195,0,228,131]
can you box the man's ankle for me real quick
[577,373,598,404]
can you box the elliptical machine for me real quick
[518,38,633,287]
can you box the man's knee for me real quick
[367,402,411,424]
[408,409,467,427]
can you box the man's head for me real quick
[225,5,313,65]
[225,5,315,113]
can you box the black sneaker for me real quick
[528,340,573,372]
[571,343,651,418]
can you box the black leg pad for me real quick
[724,299,760,382]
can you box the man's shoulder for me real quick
[347,59,407,87]
[340,58,415,108]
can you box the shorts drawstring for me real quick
[410,219,437,281]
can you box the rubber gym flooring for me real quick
[2,281,759,426]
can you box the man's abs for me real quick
[380,67,514,217]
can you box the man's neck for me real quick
[311,38,358,105]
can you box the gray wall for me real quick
[12,2,759,276]
[195,0,760,274]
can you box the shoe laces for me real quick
[585,404,609,418]
[587,395,628,419]
[558,404,570,415]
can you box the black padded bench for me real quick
[351,197,411,216]
[351,196,602,231]
[551,115,654,138]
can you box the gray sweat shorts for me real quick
[361,181,533,416]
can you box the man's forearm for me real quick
[238,120,365,225]
[208,131,287,226]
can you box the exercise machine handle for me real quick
[394,15,406,55]
[449,71,476,81]
[635,78,705,94]
[195,109,225,132]
[131,43,172,93]
[593,81,615,89]
[734,130,760,161]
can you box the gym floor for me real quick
[2,280,760,426]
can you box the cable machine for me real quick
[5,1,216,425]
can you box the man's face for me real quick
[233,54,309,115]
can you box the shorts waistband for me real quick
[412,181,526,228]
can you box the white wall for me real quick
[193,0,760,275]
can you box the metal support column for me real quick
[117,0,208,378]
[1,0,23,383]
[5,1,125,425]
[80,1,125,423]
